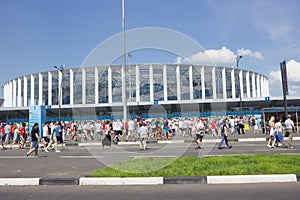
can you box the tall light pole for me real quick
[128,53,132,102]
[122,0,127,122]
[54,65,64,121]
[236,55,243,115]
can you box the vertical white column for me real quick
[252,73,256,98]
[239,70,243,99]
[266,78,270,97]
[108,66,112,103]
[231,69,236,99]
[246,71,250,98]
[5,82,9,107]
[222,68,227,99]
[212,67,216,99]
[69,69,73,105]
[9,81,13,107]
[39,73,43,105]
[82,68,86,104]
[58,70,62,106]
[201,66,205,100]
[94,67,98,104]
[30,75,35,106]
[12,80,16,107]
[24,77,28,107]
[261,76,265,97]
[149,65,154,103]
[3,83,6,107]
[256,74,261,97]
[7,82,12,107]
[163,64,168,102]
[17,78,22,107]
[176,65,181,101]
[3,83,7,107]
[135,65,140,103]
[189,65,194,100]
[48,72,52,105]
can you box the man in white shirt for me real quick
[285,115,295,149]
[126,118,136,142]
[138,123,149,150]
[195,119,204,149]
[42,122,50,150]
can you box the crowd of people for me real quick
[0,114,297,155]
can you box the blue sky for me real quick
[1,0,300,97]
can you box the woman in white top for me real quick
[267,116,275,148]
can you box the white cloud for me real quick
[176,46,263,66]
[269,59,300,97]
[237,48,263,60]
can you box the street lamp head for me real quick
[236,55,243,68]
[54,65,65,73]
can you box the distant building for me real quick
[1,64,270,120]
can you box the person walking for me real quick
[9,125,20,149]
[138,122,149,150]
[26,123,40,157]
[1,123,7,149]
[42,122,50,150]
[285,115,295,149]
[218,119,232,149]
[45,122,60,153]
[126,118,136,142]
[267,116,275,148]
[195,118,204,149]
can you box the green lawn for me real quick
[89,154,300,177]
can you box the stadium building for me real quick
[0,64,278,121]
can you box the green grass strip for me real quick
[88,154,300,177]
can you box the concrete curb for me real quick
[79,177,164,185]
[39,178,79,185]
[63,136,300,147]
[207,174,297,184]
[163,176,207,184]
[0,175,299,186]
[0,178,40,186]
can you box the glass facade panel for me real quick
[20,79,24,107]
[250,73,253,98]
[204,67,213,99]
[180,65,190,100]
[26,76,31,104]
[85,67,95,104]
[62,70,70,105]
[34,75,39,105]
[42,73,48,105]
[111,65,122,103]
[243,71,247,97]
[126,64,136,102]
[73,69,82,104]
[234,70,240,99]
[216,67,223,99]
[153,65,164,101]
[139,65,150,102]
[192,65,201,99]
[225,69,232,98]
[52,72,59,105]
[167,65,177,100]
[98,66,109,103]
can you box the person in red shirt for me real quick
[211,120,217,137]
[19,123,27,149]
[1,124,5,149]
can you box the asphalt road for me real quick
[0,183,299,200]
[0,138,299,178]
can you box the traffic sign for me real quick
[265,96,270,101]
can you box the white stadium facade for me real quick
[0,64,299,122]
